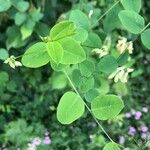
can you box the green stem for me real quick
[64,70,125,149]
[91,0,120,28]
[63,70,114,143]
[140,22,150,33]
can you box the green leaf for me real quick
[73,27,88,43]
[50,61,68,72]
[30,8,43,22]
[79,76,95,93]
[84,89,99,103]
[0,48,9,60]
[69,9,90,30]
[46,41,63,64]
[0,71,9,86]
[50,72,67,90]
[0,0,11,12]
[118,10,145,34]
[97,78,110,95]
[22,42,50,68]
[103,142,120,150]
[50,21,76,41]
[6,26,25,49]
[97,55,118,74]
[141,29,150,49]
[114,82,128,96]
[20,25,33,40]
[59,38,86,64]
[121,0,142,13]
[84,32,102,48]
[79,60,95,77]
[71,69,83,87]
[104,5,122,33]
[117,51,129,66]
[15,12,26,26]
[91,95,124,120]
[16,1,29,12]
[35,22,50,37]
[57,91,85,124]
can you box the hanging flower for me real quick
[4,55,22,69]
[108,66,134,83]
[116,36,134,54]
[92,46,108,58]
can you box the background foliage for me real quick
[0,0,150,149]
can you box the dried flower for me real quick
[4,55,22,69]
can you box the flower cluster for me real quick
[116,36,134,54]
[28,131,51,150]
[4,55,22,69]
[127,125,150,139]
[108,66,134,83]
[125,107,148,120]
[125,107,149,138]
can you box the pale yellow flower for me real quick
[116,36,134,54]
[4,55,22,69]
[92,46,108,58]
[108,66,134,83]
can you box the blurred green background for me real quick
[0,0,150,149]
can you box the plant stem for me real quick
[63,70,114,143]
[141,22,150,33]
[91,0,120,28]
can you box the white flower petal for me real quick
[15,61,22,67]
[114,73,119,83]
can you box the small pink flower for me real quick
[139,125,148,133]
[32,137,41,146]
[128,126,136,136]
[43,136,51,145]
[134,111,142,120]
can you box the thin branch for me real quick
[91,0,120,28]
[63,70,114,142]
[140,22,150,33]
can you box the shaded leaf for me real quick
[119,10,145,34]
